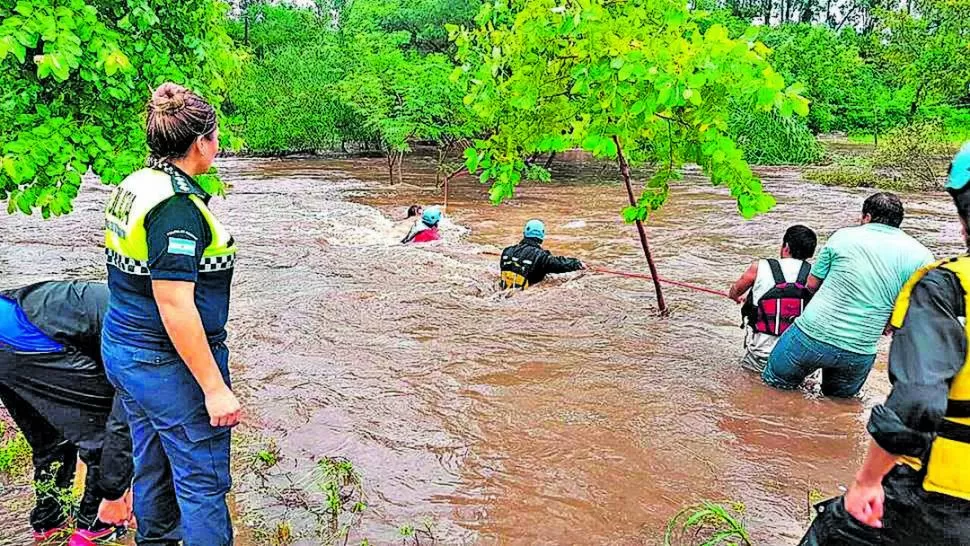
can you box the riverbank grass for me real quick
[664,501,752,546]
[0,421,31,479]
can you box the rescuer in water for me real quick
[500,219,586,289]
[402,206,442,244]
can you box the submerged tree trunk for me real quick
[435,146,446,187]
[243,0,250,45]
[385,151,395,184]
[612,136,668,315]
[544,152,557,170]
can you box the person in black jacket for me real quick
[0,281,133,544]
[500,219,585,289]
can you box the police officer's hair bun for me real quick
[151,83,188,114]
[146,82,217,163]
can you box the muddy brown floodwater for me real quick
[0,153,963,545]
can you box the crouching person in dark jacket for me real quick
[500,220,585,289]
[0,281,133,545]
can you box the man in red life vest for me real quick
[729,225,818,373]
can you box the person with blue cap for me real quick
[799,143,970,545]
[500,219,586,289]
[402,206,442,244]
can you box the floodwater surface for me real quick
[0,154,962,545]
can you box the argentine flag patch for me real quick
[167,237,197,257]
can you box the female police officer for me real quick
[102,83,240,546]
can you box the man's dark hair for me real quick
[783,225,817,260]
[406,205,422,218]
[862,192,904,228]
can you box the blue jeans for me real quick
[102,339,233,546]
[763,324,876,398]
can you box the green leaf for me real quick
[602,137,617,158]
[14,1,33,16]
[2,157,15,179]
[7,191,19,214]
[17,192,33,215]
[705,24,728,42]
[617,61,636,81]
[621,206,640,223]
[11,42,27,64]
[49,53,71,81]
[658,84,673,106]
[94,136,112,152]
[688,89,702,105]
[786,82,806,96]
[580,134,602,152]
[756,88,776,107]
[464,148,480,172]
[665,9,685,27]
[779,100,794,117]
[36,187,55,207]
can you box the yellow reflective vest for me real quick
[892,255,970,501]
[104,164,235,276]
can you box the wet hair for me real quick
[406,205,423,218]
[783,225,817,260]
[862,192,904,228]
[146,82,217,165]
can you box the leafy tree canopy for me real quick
[0,0,240,217]
[451,0,810,219]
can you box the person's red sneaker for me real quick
[32,525,69,542]
[67,526,126,546]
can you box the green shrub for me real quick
[807,122,954,191]
[871,122,955,190]
[805,163,876,188]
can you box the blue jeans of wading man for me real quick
[102,339,233,546]
[763,324,876,398]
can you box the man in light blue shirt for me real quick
[763,192,935,397]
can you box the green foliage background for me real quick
[2,0,968,217]
[228,0,478,157]
[0,0,241,217]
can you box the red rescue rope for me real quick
[481,250,732,299]
[588,266,732,299]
